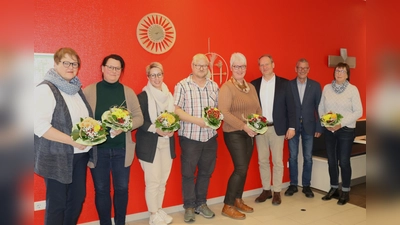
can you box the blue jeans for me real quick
[44,152,89,225]
[223,131,254,205]
[324,127,355,191]
[179,136,217,209]
[91,148,130,225]
[288,123,314,186]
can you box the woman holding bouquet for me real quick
[218,52,262,219]
[136,62,176,225]
[34,47,94,224]
[84,54,143,225]
[318,62,362,205]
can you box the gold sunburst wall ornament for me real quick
[136,13,176,54]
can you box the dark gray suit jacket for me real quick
[251,75,296,136]
[289,78,322,136]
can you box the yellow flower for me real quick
[94,124,101,132]
[161,112,168,118]
[166,114,175,124]
[323,114,334,121]
[112,108,127,119]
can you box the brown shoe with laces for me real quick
[254,190,272,203]
[234,198,254,213]
[272,192,281,205]
[221,204,246,220]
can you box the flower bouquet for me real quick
[320,112,344,127]
[203,106,224,129]
[101,105,133,132]
[155,111,181,132]
[71,117,107,145]
[244,113,268,134]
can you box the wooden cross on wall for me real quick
[328,48,356,68]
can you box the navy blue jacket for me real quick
[251,75,296,136]
[289,78,322,135]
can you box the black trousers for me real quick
[44,152,89,225]
[223,131,254,205]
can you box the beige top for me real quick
[218,80,262,132]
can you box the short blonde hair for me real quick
[146,62,163,75]
[191,53,209,65]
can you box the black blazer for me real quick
[251,75,296,136]
[135,91,176,163]
[289,78,322,135]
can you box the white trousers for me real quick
[255,126,285,192]
[139,137,173,213]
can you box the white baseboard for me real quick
[78,187,287,225]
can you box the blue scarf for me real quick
[43,68,81,95]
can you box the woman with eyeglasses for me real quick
[135,62,176,225]
[84,54,143,225]
[318,62,362,205]
[34,47,94,224]
[218,53,261,219]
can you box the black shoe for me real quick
[284,185,298,196]
[337,191,350,205]
[321,188,340,201]
[302,186,314,198]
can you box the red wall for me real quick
[34,0,366,224]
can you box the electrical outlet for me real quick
[34,201,46,211]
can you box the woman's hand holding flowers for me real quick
[243,124,257,137]
[156,128,174,138]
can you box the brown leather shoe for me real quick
[234,198,254,213]
[255,190,272,203]
[272,192,281,205]
[221,204,246,220]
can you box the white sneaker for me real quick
[158,209,173,224]
[149,213,167,225]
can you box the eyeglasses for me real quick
[61,61,79,68]
[335,69,347,74]
[148,73,164,79]
[297,67,309,71]
[232,65,247,70]
[259,63,270,68]
[105,65,122,72]
[193,64,209,70]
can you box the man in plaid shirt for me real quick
[174,53,219,223]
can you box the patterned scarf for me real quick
[43,68,81,95]
[331,80,349,94]
[230,77,250,93]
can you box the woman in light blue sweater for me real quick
[318,62,363,205]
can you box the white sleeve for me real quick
[147,124,157,133]
[34,85,56,137]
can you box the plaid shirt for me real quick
[174,75,219,142]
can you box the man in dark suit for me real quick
[285,58,322,198]
[251,54,296,205]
